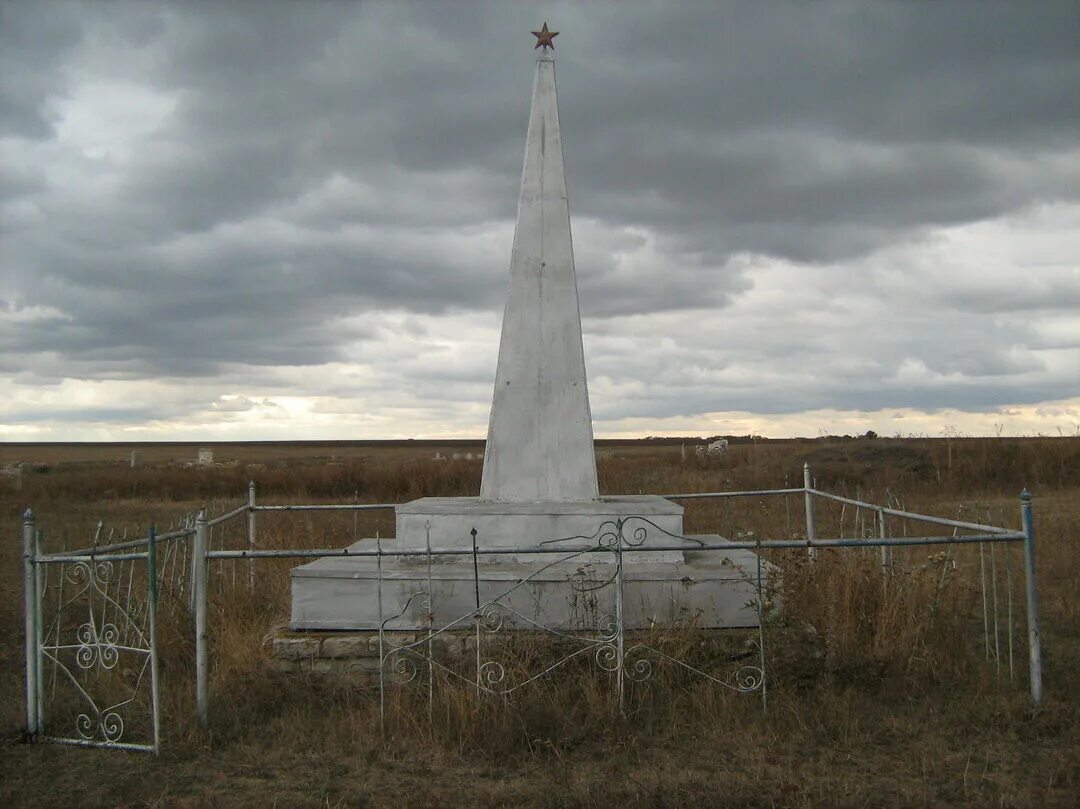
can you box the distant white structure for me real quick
[130,450,141,468]
[696,439,729,459]
[197,448,214,466]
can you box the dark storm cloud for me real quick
[2,404,184,424]
[0,4,79,138]
[1,0,1078,428]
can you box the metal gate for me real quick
[23,512,162,753]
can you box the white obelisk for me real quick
[289,26,768,632]
[480,39,599,502]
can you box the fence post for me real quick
[34,529,44,732]
[247,481,256,593]
[803,462,816,560]
[22,509,39,738]
[614,521,626,715]
[1020,490,1043,706]
[147,526,161,753]
[194,510,209,727]
[877,507,890,578]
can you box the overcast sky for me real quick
[2,1,1078,442]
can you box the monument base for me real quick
[267,625,764,682]
[290,495,770,631]
[290,539,766,631]
[393,495,685,552]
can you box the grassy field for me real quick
[1,437,1078,808]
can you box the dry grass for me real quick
[0,437,1078,808]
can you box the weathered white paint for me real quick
[480,51,598,502]
[394,495,683,550]
[291,539,768,631]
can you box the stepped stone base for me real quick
[266,626,765,683]
[290,495,770,632]
[268,629,452,680]
[392,495,685,551]
[290,539,766,631]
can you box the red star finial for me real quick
[532,22,558,50]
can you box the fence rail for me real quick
[20,465,1045,754]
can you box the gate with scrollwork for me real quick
[376,518,769,723]
[26,522,162,753]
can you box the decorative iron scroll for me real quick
[538,515,708,549]
[378,516,767,722]
[38,556,158,749]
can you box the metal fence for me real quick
[20,465,1044,753]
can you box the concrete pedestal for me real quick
[395,494,683,554]
[291,495,768,631]
[291,546,763,630]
